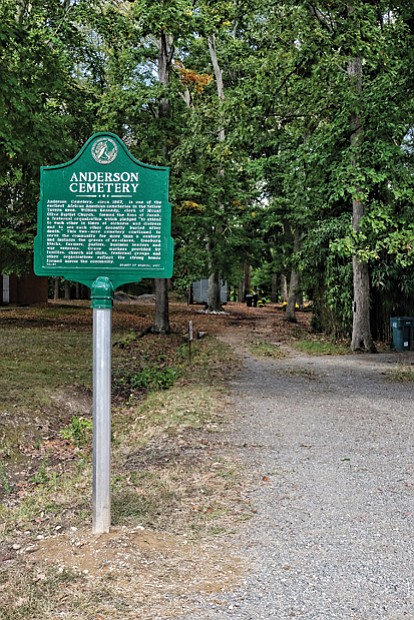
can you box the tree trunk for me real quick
[285,271,299,322]
[157,32,173,123]
[244,261,251,301]
[206,272,221,312]
[285,228,301,322]
[153,278,171,334]
[281,274,288,303]
[271,273,278,303]
[348,52,376,352]
[64,280,71,301]
[53,278,59,301]
[205,34,226,308]
[208,34,225,131]
[205,238,222,312]
[15,0,29,23]
[351,257,375,350]
[151,31,174,333]
[238,279,244,302]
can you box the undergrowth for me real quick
[291,337,349,356]
[388,364,414,382]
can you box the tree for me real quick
[0,0,104,274]
[94,0,200,330]
[348,51,376,351]
[173,1,262,311]
[153,26,174,333]
[242,0,414,346]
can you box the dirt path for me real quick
[180,315,414,619]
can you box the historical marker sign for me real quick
[34,132,174,534]
[34,132,174,289]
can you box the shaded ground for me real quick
[0,301,311,619]
[2,301,412,619]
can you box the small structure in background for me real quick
[1,273,48,306]
[190,279,227,305]
[390,316,414,351]
[245,291,259,307]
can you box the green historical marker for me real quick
[34,133,174,534]
[34,132,174,290]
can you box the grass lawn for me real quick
[0,301,249,619]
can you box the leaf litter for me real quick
[0,300,311,619]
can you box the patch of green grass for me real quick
[0,326,92,458]
[291,338,349,356]
[130,364,181,391]
[388,364,414,382]
[32,457,50,485]
[248,340,286,359]
[112,332,186,399]
[0,327,92,410]
[60,416,92,446]
[1,327,91,392]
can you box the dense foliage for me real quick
[1,0,414,345]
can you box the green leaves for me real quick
[0,0,106,274]
[131,0,195,37]
[1,0,414,341]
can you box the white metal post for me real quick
[91,277,113,534]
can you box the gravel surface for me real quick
[180,346,414,619]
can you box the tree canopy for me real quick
[1,0,414,347]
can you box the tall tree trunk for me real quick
[244,261,251,301]
[207,272,221,312]
[152,31,173,333]
[205,238,222,312]
[271,273,278,303]
[208,34,225,134]
[53,278,59,301]
[205,33,225,312]
[281,274,288,303]
[285,228,301,322]
[64,280,71,301]
[154,278,171,334]
[238,279,244,302]
[351,257,374,350]
[348,53,376,352]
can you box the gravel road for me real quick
[181,345,414,619]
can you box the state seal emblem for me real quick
[91,137,118,164]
